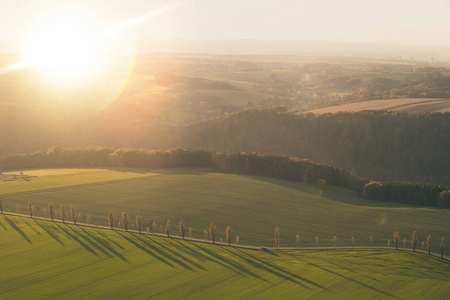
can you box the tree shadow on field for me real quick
[0,217,8,231]
[141,235,206,270]
[228,248,320,289]
[25,221,41,235]
[402,251,450,268]
[289,253,401,299]
[96,229,125,250]
[77,226,128,262]
[55,223,98,256]
[171,239,211,262]
[4,215,32,244]
[116,232,174,268]
[34,220,64,246]
[319,258,380,282]
[190,243,268,281]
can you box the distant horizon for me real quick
[1,38,450,63]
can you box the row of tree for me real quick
[1,199,445,257]
[277,227,446,258]
[1,147,449,207]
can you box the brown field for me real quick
[307,98,450,114]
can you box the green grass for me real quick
[1,168,449,255]
[0,215,449,299]
[0,168,156,194]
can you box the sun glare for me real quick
[22,11,105,84]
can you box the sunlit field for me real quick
[0,214,449,299]
[1,168,448,255]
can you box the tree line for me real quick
[1,147,449,207]
[1,200,446,258]
[141,108,450,186]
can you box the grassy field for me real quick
[307,98,450,114]
[0,168,156,194]
[1,168,449,255]
[0,214,449,299]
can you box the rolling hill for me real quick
[0,214,449,299]
[1,168,448,254]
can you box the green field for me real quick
[0,215,449,299]
[1,168,448,255]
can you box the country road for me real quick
[1,211,448,261]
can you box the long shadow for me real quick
[0,218,8,231]
[55,223,98,256]
[190,243,268,281]
[132,234,196,270]
[66,226,114,258]
[291,254,400,299]
[117,232,174,268]
[4,216,32,244]
[145,236,206,270]
[78,226,128,262]
[320,258,381,282]
[34,220,65,246]
[25,221,41,235]
[97,230,125,249]
[229,248,318,288]
[171,239,211,263]
[402,251,450,268]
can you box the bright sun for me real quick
[22,11,105,84]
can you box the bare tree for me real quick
[189,227,192,238]
[296,234,300,248]
[315,236,319,247]
[165,219,171,237]
[226,225,232,246]
[32,206,39,217]
[48,203,55,221]
[209,223,217,244]
[179,219,186,239]
[136,215,142,234]
[71,206,77,225]
[149,220,153,233]
[393,231,400,250]
[28,202,33,218]
[427,235,432,254]
[411,231,417,252]
[86,214,91,225]
[108,211,114,229]
[402,237,407,248]
[439,237,445,258]
[236,236,239,244]
[60,204,65,223]
[203,229,208,241]
[274,226,280,248]
[122,212,129,232]
[387,239,391,248]
[369,235,374,246]
[421,241,425,250]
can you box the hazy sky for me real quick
[1,0,450,47]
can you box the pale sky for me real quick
[1,0,450,48]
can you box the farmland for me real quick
[1,168,448,254]
[308,98,450,114]
[0,214,449,299]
